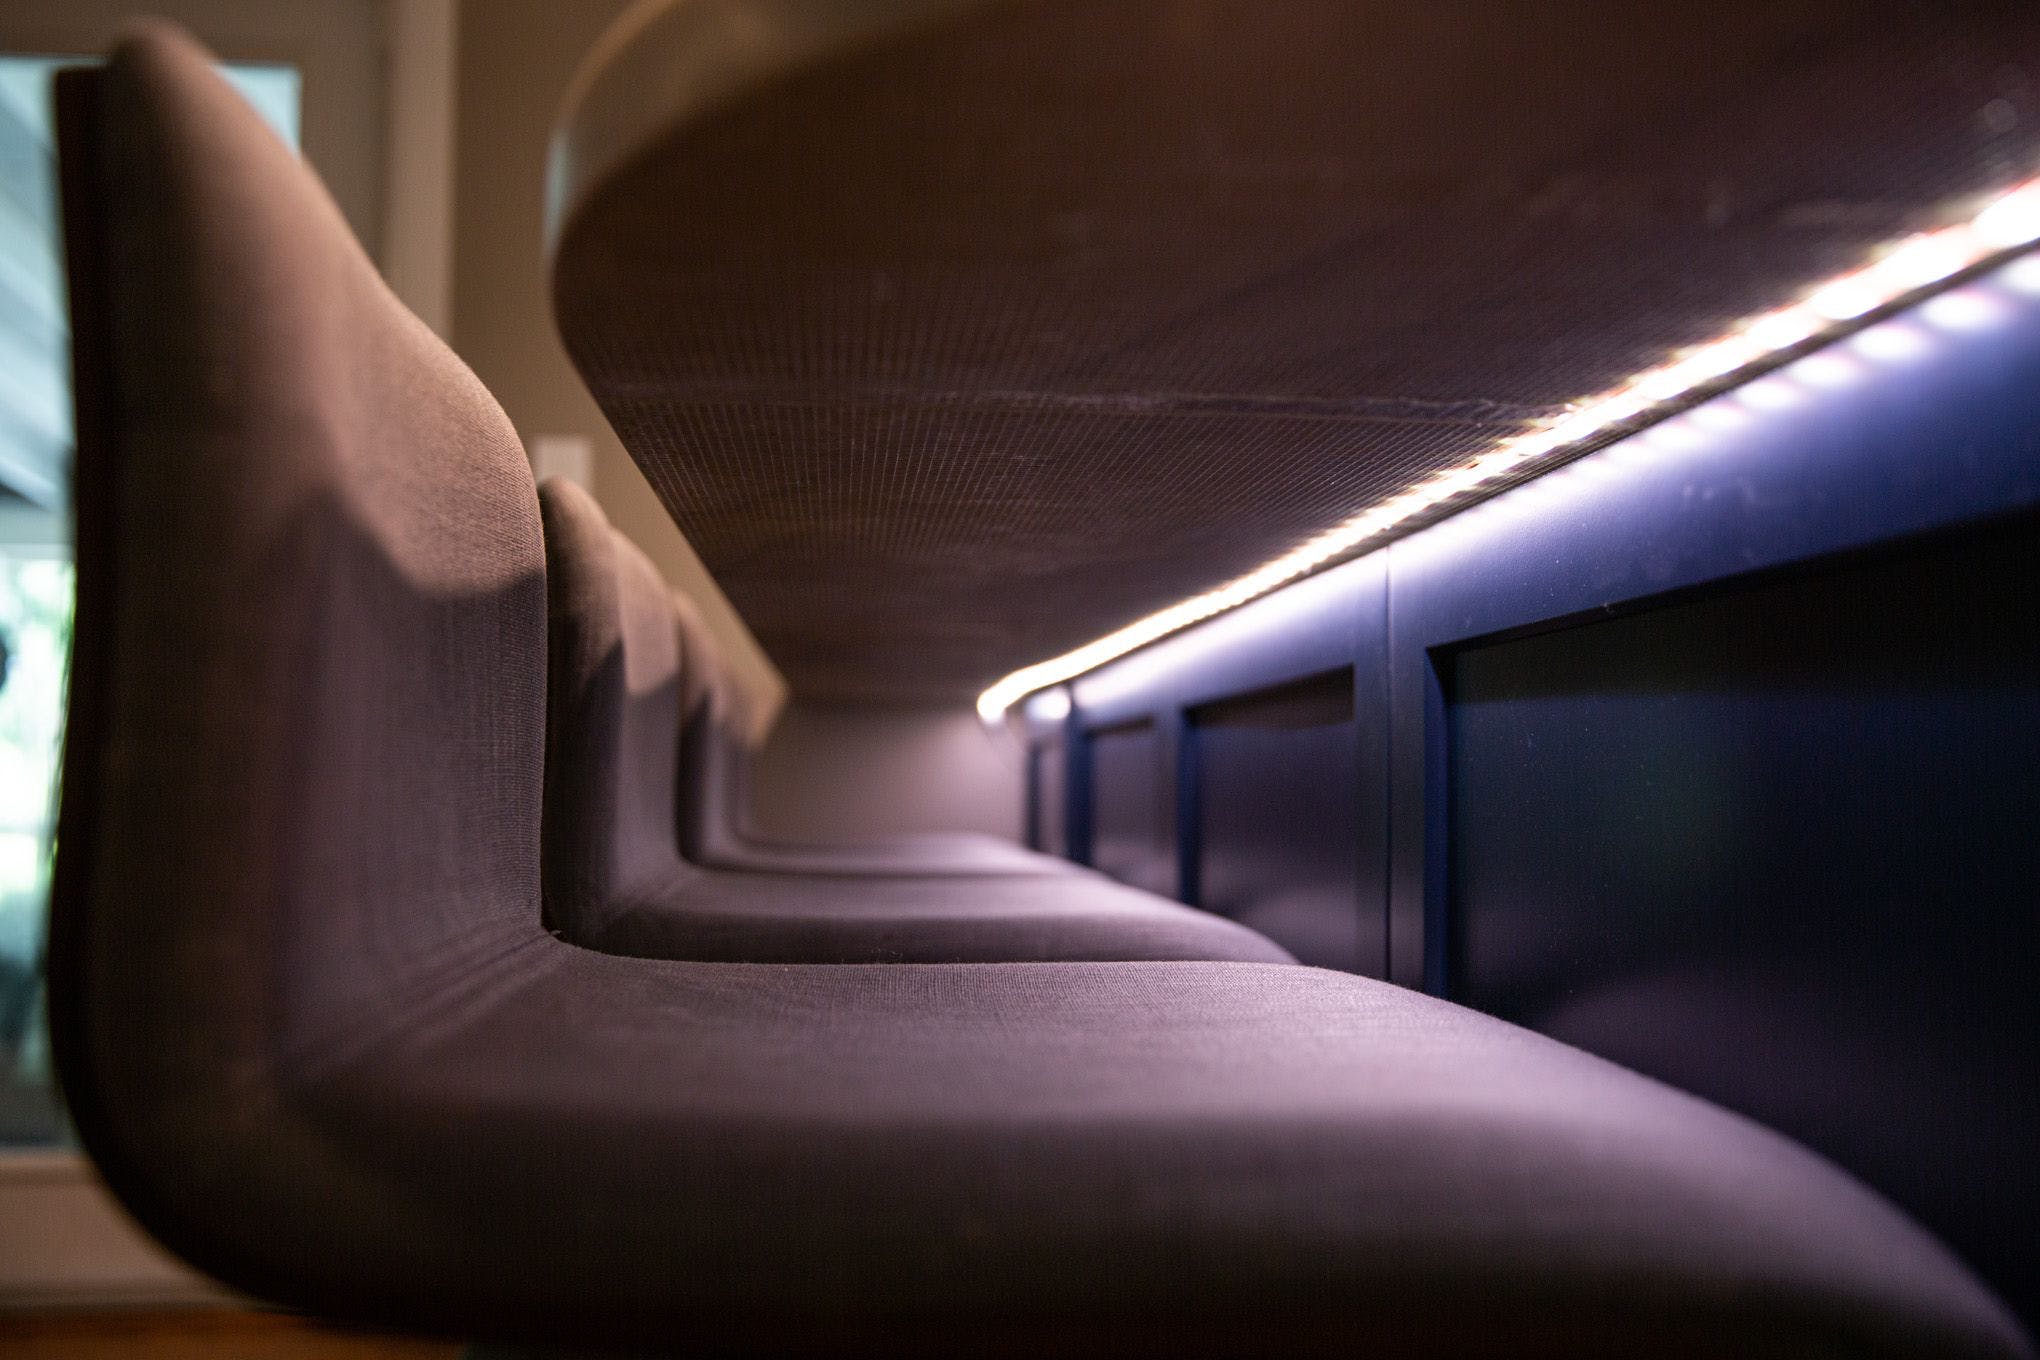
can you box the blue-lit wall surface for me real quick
[1035,255,2040,1321]
[1084,718,1169,898]
[1189,667,1368,972]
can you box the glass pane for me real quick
[0,548,68,1144]
[0,53,299,1148]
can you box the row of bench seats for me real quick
[657,582,1066,880]
[43,22,2031,1358]
[537,473,1288,964]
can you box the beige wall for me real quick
[752,703,1026,842]
[448,0,785,729]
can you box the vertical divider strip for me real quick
[1173,708,1201,907]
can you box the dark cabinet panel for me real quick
[1191,671,1376,974]
[1088,719,1170,895]
[1447,515,2040,1323]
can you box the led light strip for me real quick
[980,178,2040,723]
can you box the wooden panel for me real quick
[0,1310,458,1359]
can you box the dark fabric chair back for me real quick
[49,22,548,1296]
[665,562,750,863]
[540,476,696,931]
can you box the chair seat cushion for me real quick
[693,827,1076,877]
[581,866,1294,963]
[540,475,1287,964]
[290,958,2029,1358]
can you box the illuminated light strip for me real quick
[983,177,2040,723]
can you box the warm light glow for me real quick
[1028,688,1072,722]
[1804,273,1881,321]
[1742,309,1819,351]
[978,176,2040,722]
[1870,230,1973,290]
[1975,183,2040,248]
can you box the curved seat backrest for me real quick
[49,21,548,1298]
[530,477,742,872]
[670,598,766,865]
[540,476,699,930]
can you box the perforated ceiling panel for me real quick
[553,0,2040,702]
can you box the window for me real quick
[0,53,298,1148]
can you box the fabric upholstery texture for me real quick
[47,22,2034,1359]
[540,474,1289,963]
